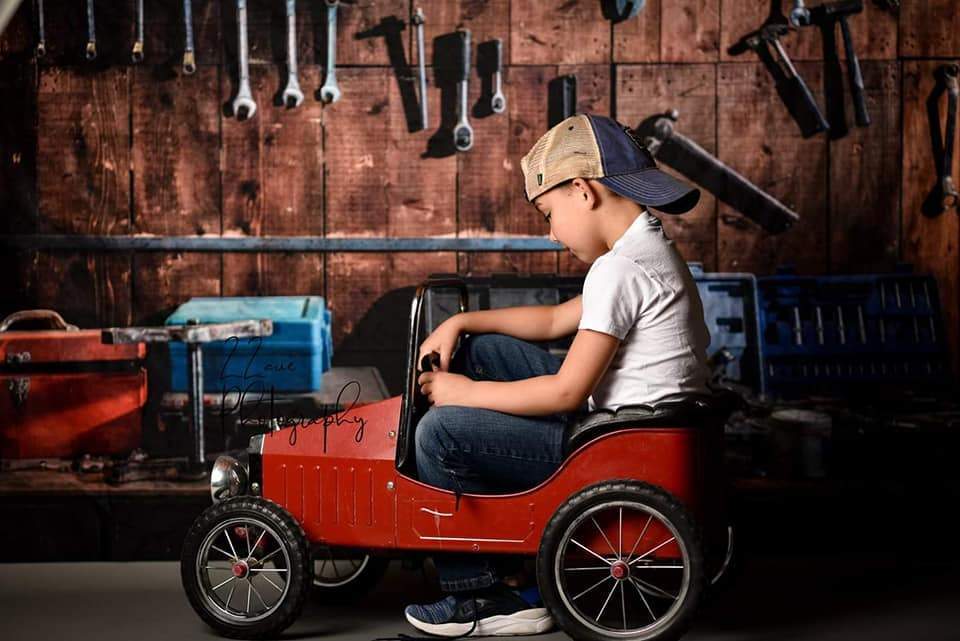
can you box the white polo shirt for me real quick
[577,210,711,411]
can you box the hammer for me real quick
[810,0,870,130]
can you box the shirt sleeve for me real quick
[577,255,641,340]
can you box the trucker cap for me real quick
[520,114,700,214]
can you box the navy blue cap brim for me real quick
[599,169,700,214]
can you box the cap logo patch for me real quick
[537,173,543,186]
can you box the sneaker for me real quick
[404,582,553,637]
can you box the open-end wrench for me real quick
[182,0,196,74]
[453,29,473,151]
[85,0,96,60]
[319,0,341,104]
[490,37,505,114]
[131,0,144,62]
[35,0,46,57]
[412,7,428,128]
[232,0,257,120]
[789,0,810,26]
[282,0,304,107]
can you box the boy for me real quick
[402,114,712,638]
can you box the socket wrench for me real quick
[453,30,473,151]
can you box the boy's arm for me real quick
[455,295,583,342]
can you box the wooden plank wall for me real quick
[1,0,958,379]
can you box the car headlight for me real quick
[210,455,248,504]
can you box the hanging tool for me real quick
[789,0,811,26]
[319,0,341,104]
[182,0,196,74]
[729,16,828,138]
[635,109,799,233]
[602,0,646,22]
[925,64,959,215]
[547,73,577,127]
[35,0,45,57]
[808,0,870,136]
[131,0,144,62]
[282,0,304,107]
[85,0,96,60]
[453,29,473,151]
[412,7,428,129]
[232,0,257,119]
[490,37,505,114]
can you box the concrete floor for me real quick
[1,552,957,641]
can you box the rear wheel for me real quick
[180,497,312,639]
[537,480,705,641]
[310,546,390,601]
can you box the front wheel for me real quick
[537,480,705,641]
[180,496,312,639]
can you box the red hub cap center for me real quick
[232,561,249,578]
[611,561,629,579]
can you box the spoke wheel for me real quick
[181,497,311,639]
[537,481,704,641]
[310,546,389,601]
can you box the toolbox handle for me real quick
[0,310,79,332]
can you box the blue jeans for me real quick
[414,332,580,593]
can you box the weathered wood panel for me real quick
[717,61,828,274]
[828,60,900,273]
[37,67,130,235]
[412,0,510,67]
[721,0,895,62]
[38,0,134,66]
[511,1,609,65]
[0,62,37,234]
[132,66,220,236]
[325,67,456,238]
[328,0,408,66]
[326,252,456,349]
[901,0,960,58]
[143,0,220,66]
[902,61,960,374]
[612,0,660,63]
[133,253,220,323]
[661,0,719,63]
[616,63,718,269]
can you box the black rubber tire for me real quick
[536,480,706,641]
[309,548,390,602]
[180,496,312,639]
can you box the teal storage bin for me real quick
[166,296,332,393]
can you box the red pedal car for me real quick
[180,278,738,641]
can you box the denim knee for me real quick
[462,333,508,379]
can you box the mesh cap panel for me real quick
[521,115,603,201]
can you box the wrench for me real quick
[282,0,304,107]
[85,0,96,60]
[789,0,811,27]
[131,0,144,62]
[412,7,427,128]
[319,0,341,104]
[453,29,473,151]
[35,0,46,57]
[490,37,505,114]
[182,0,196,74]
[232,0,257,119]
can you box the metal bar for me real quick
[101,319,273,345]
[1,235,563,252]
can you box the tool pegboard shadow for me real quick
[355,15,423,133]
[472,40,499,120]
[422,32,464,158]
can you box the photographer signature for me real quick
[217,336,367,450]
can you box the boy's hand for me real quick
[417,370,475,407]
[417,316,463,372]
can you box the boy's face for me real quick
[533,178,609,263]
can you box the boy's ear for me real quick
[570,177,599,209]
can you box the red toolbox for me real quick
[0,310,147,460]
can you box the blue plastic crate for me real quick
[756,271,950,398]
[689,264,763,393]
[166,296,332,393]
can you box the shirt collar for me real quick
[611,211,650,252]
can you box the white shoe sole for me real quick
[405,607,554,637]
